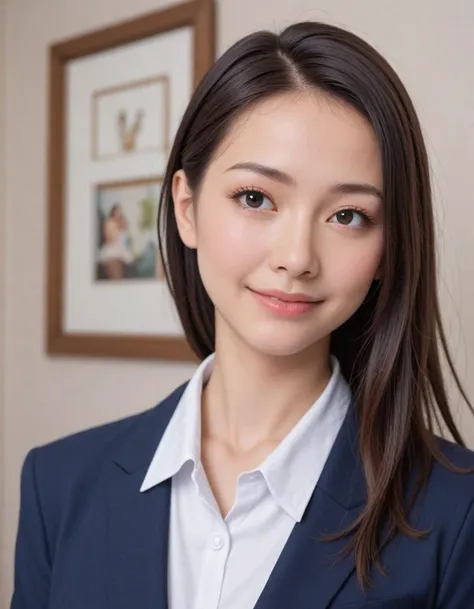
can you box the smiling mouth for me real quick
[249,288,320,303]
[248,288,323,317]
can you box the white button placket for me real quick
[194,524,231,609]
[212,534,225,551]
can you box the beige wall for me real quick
[1,0,474,606]
[0,0,6,605]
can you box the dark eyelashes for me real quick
[348,208,375,225]
[228,186,271,200]
[228,186,376,225]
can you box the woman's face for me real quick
[173,91,384,357]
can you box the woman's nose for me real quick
[269,213,320,279]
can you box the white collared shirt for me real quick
[140,353,352,609]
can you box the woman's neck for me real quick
[201,334,332,454]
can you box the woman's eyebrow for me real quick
[225,162,296,186]
[225,161,383,201]
[331,182,383,201]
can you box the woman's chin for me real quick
[243,329,322,358]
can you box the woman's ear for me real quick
[172,169,197,249]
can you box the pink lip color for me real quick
[251,290,320,318]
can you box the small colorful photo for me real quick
[95,178,164,281]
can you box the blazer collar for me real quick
[106,383,187,609]
[113,382,366,512]
[107,385,367,609]
[253,398,367,609]
[140,354,215,491]
[112,382,188,475]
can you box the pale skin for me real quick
[172,90,384,517]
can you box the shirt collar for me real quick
[257,355,352,521]
[140,353,352,521]
[140,353,215,492]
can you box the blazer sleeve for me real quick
[10,448,52,609]
[436,499,474,608]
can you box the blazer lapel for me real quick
[254,398,367,609]
[106,383,187,609]
[104,385,367,609]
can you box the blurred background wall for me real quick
[0,0,7,607]
[1,0,6,604]
[1,0,474,606]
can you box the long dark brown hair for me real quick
[158,21,474,587]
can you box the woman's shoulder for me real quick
[28,383,182,483]
[424,434,474,508]
[33,407,150,469]
[19,384,187,543]
[435,433,474,466]
[26,407,153,514]
[31,381,188,475]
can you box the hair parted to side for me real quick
[157,21,474,587]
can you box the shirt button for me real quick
[211,535,224,550]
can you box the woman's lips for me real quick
[249,288,322,317]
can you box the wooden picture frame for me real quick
[46,0,215,361]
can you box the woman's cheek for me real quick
[328,243,382,295]
[199,205,264,274]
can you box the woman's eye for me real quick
[235,190,274,211]
[329,209,369,228]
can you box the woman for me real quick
[11,21,474,609]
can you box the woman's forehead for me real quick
[209,91,382,188]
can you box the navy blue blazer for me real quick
[11,383,474,609]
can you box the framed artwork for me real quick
[92,76,171,162]
[95,178,165,282]
[46,0,215,361]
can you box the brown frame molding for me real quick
[46,0,214,362]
